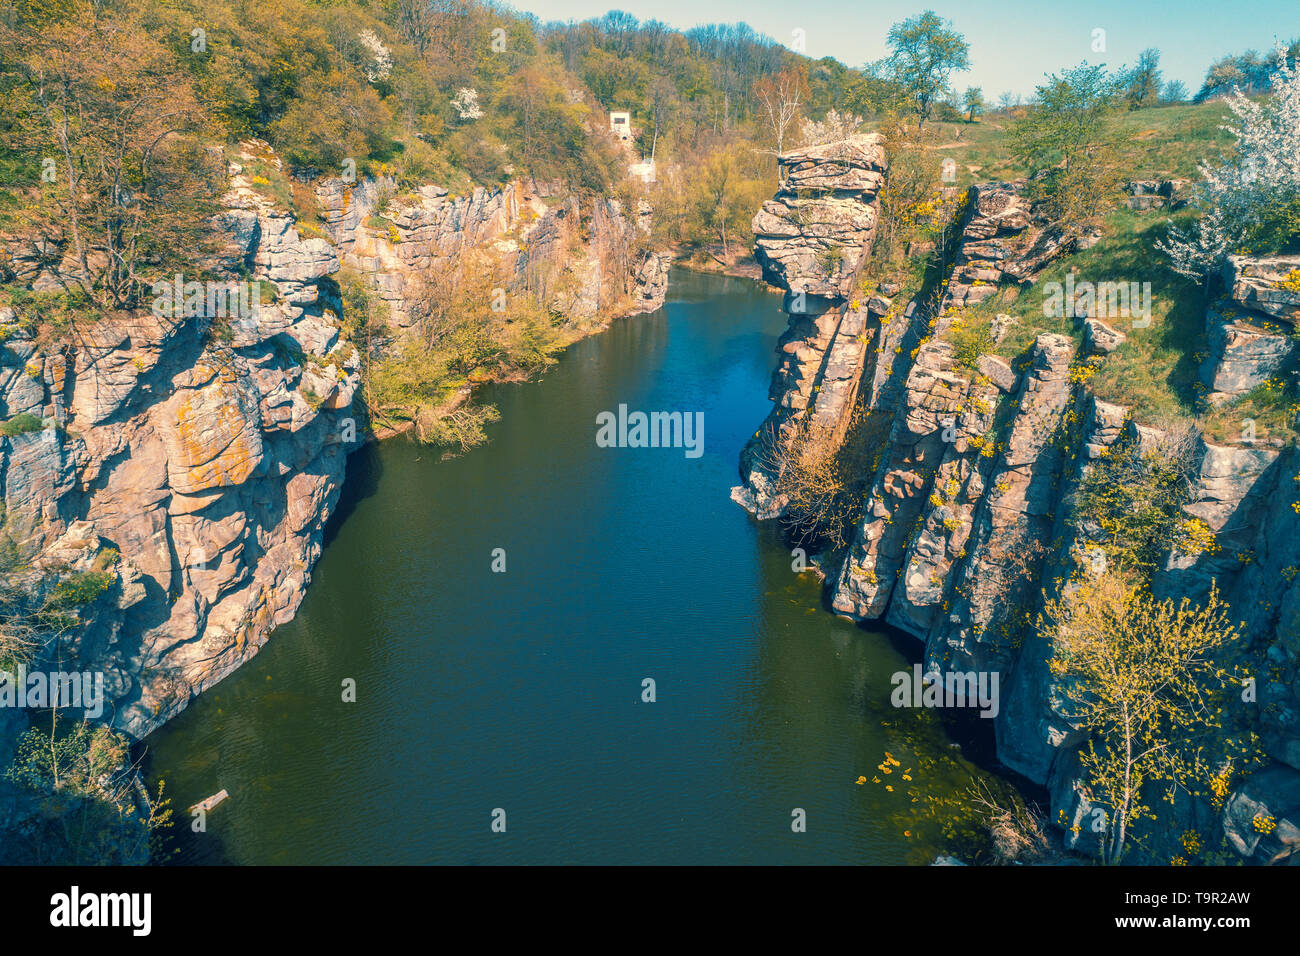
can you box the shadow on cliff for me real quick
[322,440,385,548]
[837,601,1051,805]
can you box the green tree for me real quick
[963,86,984,122]
[3,712,172,865]
[1010,62,1125,235]
[883,11,970,127]
[0,1,221,310]
[1122,48,1162,108]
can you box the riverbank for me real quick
[669,244,765,281]
[143,269,1010,865]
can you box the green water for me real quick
[144,268,992,865]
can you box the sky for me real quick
[508,0,1300,98]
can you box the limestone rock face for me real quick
[630,249,671,315]
[751,136,886,302]
[1200,306,1295,403]
[736,139,1300,862]
[1222,765,1300,863]
[943,182,1073,308]
[1198,255,1300,405]
[1,176,361,738]
[1083,317,1125,354]
[1125,179,1190,211]
[1223,255,1300,322]
[2,143,670,744]
[735,136,889,518]
[315,178,668,327]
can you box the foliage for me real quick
[1042,572,1261,864]
[2,712,171,865]
[363,248,575,449]
[797,109,864,147]
[754,66,809,157]
[0,411,43,436]
[1120,48,1163,109]
[1159,46,1300,283]
[46,570,115,609]
[880,10,970,127]
[758,401,891,552]
[948,313,994,369]
[1010,62,1126,236]
[1195,39,1300,101]
[0,0,223,309]
[1072,426,1198,575]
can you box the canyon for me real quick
[0,140,667,770]
[734,134,1300,864]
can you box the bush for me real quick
[1072,426,1198,575]
[47,570,115,609]
[949,316,995,369]
[0,412,44,437]
[2,714,171,865]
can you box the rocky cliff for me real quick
[735,136,1300,864]
[0,143,669,752]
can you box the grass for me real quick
[934,198,1300,445]
[241,145,326,233]
[926,100,1236,190]
[938,208,1208,426]
[1201,376,1300,444]
[0,412,44,437]
[923,97,1300,444]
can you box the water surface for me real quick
[145,269,990,864]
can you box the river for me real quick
[144,268,995,865]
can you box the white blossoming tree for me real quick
[358,29,393,83]
[797,109,865,147]
[1158,46,1300,284]
[451,87,485,121]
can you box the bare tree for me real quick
[755,66,808,174]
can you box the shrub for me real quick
[0,412,44,437]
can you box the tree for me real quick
[754,65,808,163]
[1010,63,1125,235]
[691,143,766,261]
[883,11,970,127]
[271,70,393,169]
[963,86,985,122]
[1159,79,1189,105]
[798,109,863,147]
[3,712,172,865]
[1122,48,1162,108]
[1159,46,1300,283]
[1042,572,1257,864]
[0,4,221,311]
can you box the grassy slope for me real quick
[921,102,1297,444]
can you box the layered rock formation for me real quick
[1200,255,1300,405]
[2,156,362,739]
[733,135,889,518]
[0,143,670,750]
[736,136,1300,863]
[314,176,668,329]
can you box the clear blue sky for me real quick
[508,0,1299,98]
